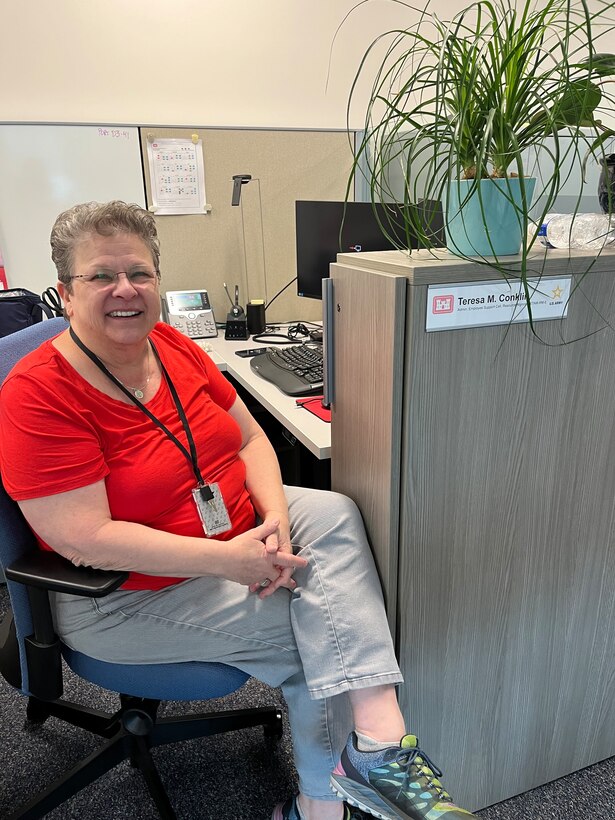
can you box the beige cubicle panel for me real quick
[140,128,354,326]
[330,248,615,811]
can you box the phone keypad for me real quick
[172,311,217,339]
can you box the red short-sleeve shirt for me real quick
[0,323,256,590]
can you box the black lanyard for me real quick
[69,327,212,495]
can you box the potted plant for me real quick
[344,0,615,323]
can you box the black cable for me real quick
[281,319,321,328]
[251,319,324,345]
[265,276,297,311]
[288,322,311,339]
[251,322,312,345]
[251,332,302,345]
[287,321,323,343]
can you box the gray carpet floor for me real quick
[2,585,614,819]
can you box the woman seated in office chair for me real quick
[0,201,476,820]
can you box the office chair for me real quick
[0,318,283,819]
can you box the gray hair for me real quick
[50,201,161,290]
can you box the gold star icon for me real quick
[551,285,564,299]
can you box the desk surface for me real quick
[196,333,331,460]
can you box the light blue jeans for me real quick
[52,486,403,800]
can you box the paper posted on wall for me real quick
[146,137,207,216]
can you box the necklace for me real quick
[112,343,152,399]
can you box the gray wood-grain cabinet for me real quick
[329,249,615,811]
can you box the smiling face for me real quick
[58,231,161,359]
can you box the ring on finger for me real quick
[259,578,271,588]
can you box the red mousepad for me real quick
[295,396,331,423]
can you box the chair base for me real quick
[10,695,283,820]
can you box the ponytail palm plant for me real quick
[346,0,615,319]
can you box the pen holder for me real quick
[247,300,266,335]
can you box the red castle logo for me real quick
[433,295,454,314]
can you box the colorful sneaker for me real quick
[330,733,477,820]
[272,795,368,819]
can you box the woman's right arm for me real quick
[18,480,307,585]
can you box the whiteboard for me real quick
[0,125,146,294]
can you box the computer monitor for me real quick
[295,200,443,299]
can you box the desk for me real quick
[195,333,331,461]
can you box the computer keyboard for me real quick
[250,344,324,396]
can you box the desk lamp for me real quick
[231,173,267,335]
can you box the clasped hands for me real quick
[229,516,307,598]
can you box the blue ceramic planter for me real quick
[445,177,536,257]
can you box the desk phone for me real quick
[163,290,218,339]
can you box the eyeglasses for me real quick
[70,268,160,288]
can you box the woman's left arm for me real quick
[228,396,293,597]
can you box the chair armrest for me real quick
[6,550,128,597]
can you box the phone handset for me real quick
[223,282,245,317]
[223,282,249,340]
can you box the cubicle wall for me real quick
[0,124,354,325]
[140,127,354,324]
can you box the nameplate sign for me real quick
[426,276,571,332]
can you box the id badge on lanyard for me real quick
[192,483,232,536]
[68,329,233,537]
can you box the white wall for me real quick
[0,126,146,294]
[0,0,470,130]
[1,1,613,130]
[0,0,615,128]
